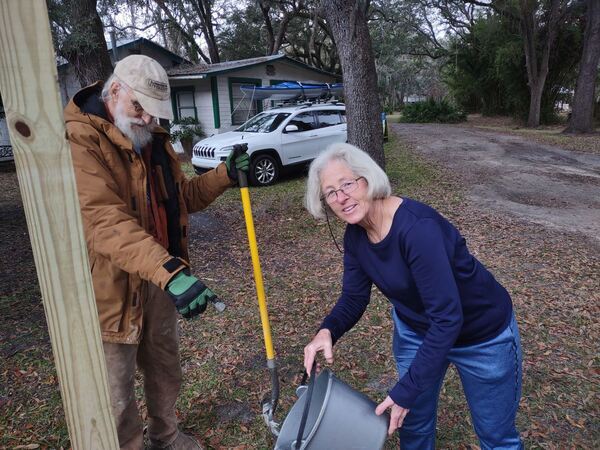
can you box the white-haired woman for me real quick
[303,143,523,449]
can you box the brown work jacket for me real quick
[64,83,231,344]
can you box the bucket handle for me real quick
[294,363,317,450]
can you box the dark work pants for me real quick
[103,283,182,450]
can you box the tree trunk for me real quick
[321,0,385,168]
[520,0,561,128]
[528,81,544,128]
[564,0,600,134]
[258,1,276,54]
[181,138,193,160]
[65,0,113,86]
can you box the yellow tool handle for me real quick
[240,186,275,360]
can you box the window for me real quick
[231,82,260,125]
[288,112,317,132]
[175,90,197,120]
[316,110,342,128]
[235,112,291,133]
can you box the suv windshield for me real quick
[235,112,291,133]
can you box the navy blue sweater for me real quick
[320,198,513,409]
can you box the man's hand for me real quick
[225,144,250,182]
[375,396,409,435]
[166,271,217,318]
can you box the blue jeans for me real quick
[392,311,523,450]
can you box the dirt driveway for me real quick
[392,123,600,241]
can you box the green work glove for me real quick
[166,270,217,319]
[225,143,250,182]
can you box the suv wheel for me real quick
[250,154,280,186]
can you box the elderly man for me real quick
[64,55,248,450]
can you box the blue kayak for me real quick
[240,81,344,100]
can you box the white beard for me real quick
[114,101,153,149]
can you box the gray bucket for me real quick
[274,369,389,450]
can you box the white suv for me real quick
[191,103,346,186]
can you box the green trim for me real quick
[170,86,197,122]
[210,76,221,129]
[228,77,262,125]
[170,92,178,121]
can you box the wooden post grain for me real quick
[0,0,118,447]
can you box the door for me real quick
[280,111,320,164]
[314,110,346,155]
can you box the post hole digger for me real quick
[229,144,391,449]
[232,143,281,436]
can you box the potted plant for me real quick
[170,117,205,159]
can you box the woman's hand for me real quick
[375,396,410,435]
[303,328,334,376]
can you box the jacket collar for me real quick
[65,81,170,153]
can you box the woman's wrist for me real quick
[317,328,332,338]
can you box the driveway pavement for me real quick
[392,123,600,241]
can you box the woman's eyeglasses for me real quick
[321,177,364,204]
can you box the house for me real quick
[167,54,341,137]
[57,36,190,106]
[1,39,340,161]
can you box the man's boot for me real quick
[148,431,204,450]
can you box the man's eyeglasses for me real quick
[119,84,150,117]
[130,99,145,114]
[321,177,364,204]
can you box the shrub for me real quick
[170,117,205,158]
[401,98,466,123]
[170,116,205,144]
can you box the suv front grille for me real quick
[193,146,216,158]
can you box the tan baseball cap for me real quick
[114,54,173,120]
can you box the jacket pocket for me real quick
[91,257,127,333]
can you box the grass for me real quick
[0,288,70,448]
[1,134,598,449]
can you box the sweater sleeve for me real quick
[319,230,373,344]
[389,218,463,409]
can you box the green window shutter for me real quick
[211,76,220,129]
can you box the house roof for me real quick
[57,36,190,68]
[108,37,190,65]
[167,54,340,80]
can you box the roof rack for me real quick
[269,99,344,110]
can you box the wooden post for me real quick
[0,1,118,448]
